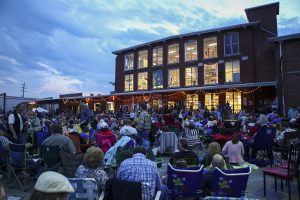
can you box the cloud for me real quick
[3,77,19,84]
[0,0,299,98]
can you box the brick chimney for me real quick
[245,2,279,35]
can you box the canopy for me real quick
[33,107,49,113]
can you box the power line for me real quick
[20,82,27,98]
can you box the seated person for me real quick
[275,121,296,146]
[202,154,225,196]
[222,133,245,165]
[76,146,108,191]
[42,122,75,154]
[120,119,138,137]
[96,122,117,153]
[185,122,201,149]
[117,146,169,200]
[201,142,221,167]
[169,138,199,166]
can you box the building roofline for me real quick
[112,21,260,55]
[245,2,279,14]
[268,33,300,43]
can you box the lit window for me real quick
[138,72,148,90]
[168,44,179,64]
[205,93,219,110]
[226,92,242,113]
[185,67,198,86]
[153,70,163,89]
[153,47,163,66]
[204,37,217,58]
[168,101,175,108]
[225,60,240,82]
[138,50,148,68]
[124,53,134,70]
[106,102,114,112]
[204,63,218,84]
[168,68,180,87]
[224,32,239,55]
[186,94,199,110]
[152,100,162,109]
[185,41,197,61]
[124,74,134,91]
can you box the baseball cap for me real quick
[34,171,74,193]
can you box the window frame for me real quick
[152,47,163,66]
[137,72,148,90]
[185,66,198,86]
[203,37,218,59]
[224,32,239,56]
[152,70,164,89]
[168,44,180,64]
[204,63,219,85]
[225,60,240,83]
[204,93,219,111]
[138,50,148,69]
[124,73,134,92]
[124,53,134,71]
[184,40,198,62]
[168,68,180,88]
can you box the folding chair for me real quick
[167,163,204,199]
[263,145,300,200]
[209,167,251,198]
[68,178,98,200]
[8,143,38,191]
[0,144,8,178]
[40,145,61,172]
[34,131,47,149]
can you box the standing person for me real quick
[27,111,41,145]
[136,103,152,150]
[117,146,169,200]
[222,133,245,165]
[80,101,92,124]
[8,103,26,144]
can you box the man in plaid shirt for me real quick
[136,103,152,150]
[117,146,168,200]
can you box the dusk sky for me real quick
[0,0,299,98]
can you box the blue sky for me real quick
[0,0,299,98]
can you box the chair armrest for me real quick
[154,191,161,200]
[98,192,104,200]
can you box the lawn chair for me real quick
[39,145,61,172]
[68,178,98,200]
[210,167,251,198]
[8,143,39,191]
[167,163,204,199]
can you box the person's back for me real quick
[222,135,245,164]
[117,147,162,199]
[170,138,199,165]
[42,123,75,154]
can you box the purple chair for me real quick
[211,167,251,198]
[167,163,204,198]
[35,131,47,148]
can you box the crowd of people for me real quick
[0,101,299,199]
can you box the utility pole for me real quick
[21,82,26,98]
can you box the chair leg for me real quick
[264,173,266,197]
[288,179,291,200]
[275,177,277,192]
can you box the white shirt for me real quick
[120,125,138,136]
[8,113,23,131]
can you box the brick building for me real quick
[111,2,279,113]
[30,2,299,115]
[269,33,300,116]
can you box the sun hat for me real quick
[97,121,109,130]
[34,171,74,193]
